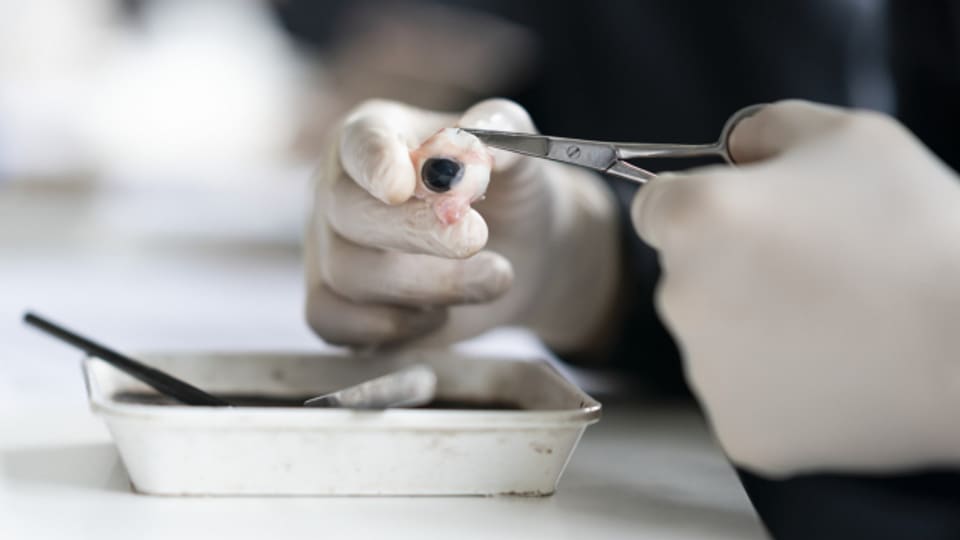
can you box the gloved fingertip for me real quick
[442,210,489,259]
[630,174,674,248]
[458,98,536,173]
[369,140,418,205]
[461,251,514,302]
[727,114,758,164]
[488,145,523,174]
[728,100,850,164]
[459,98,535,132]
[340,118,417,205]
[381,176,417,206]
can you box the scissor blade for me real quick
[462,129,551,159]
[464,129,619,172]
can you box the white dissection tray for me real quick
[82,351,601,496]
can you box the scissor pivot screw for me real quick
[566,146,581,159]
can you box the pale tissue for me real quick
[410,127,493,225]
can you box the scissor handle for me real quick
[716,103,767,163]
[616,142,726,162]
[615,104,767,165]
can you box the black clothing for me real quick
[738,469,960,540]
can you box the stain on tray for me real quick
[529,441,554,455]
[112,392,524,410]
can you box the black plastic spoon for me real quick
[23,312,231,406]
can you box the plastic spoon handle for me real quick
[23,312,231,407]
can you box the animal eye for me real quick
[421,158,463,193]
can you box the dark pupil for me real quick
[422,158,463,193]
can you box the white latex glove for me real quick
[632,100,960,477]
[305,99,620,352]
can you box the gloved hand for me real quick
[305,99,621,352]
[632,100,960,477]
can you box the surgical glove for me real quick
[305,99,621,352]
[632,100,960,477]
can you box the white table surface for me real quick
[0,192,765,539]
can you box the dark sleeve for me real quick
[889,0,960,172]
[603,180,687,395]
[737,468,960,539]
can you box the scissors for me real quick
[464,104,765,184]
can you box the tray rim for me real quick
[83,351,603,429]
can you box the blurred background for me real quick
[0,0,543,252]
[0,0,904,406]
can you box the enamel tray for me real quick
[82,350,601,496]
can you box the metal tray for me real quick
[82,351,601,496]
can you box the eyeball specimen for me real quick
[410,128,493,226]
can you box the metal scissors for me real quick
[464,104,765,184]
